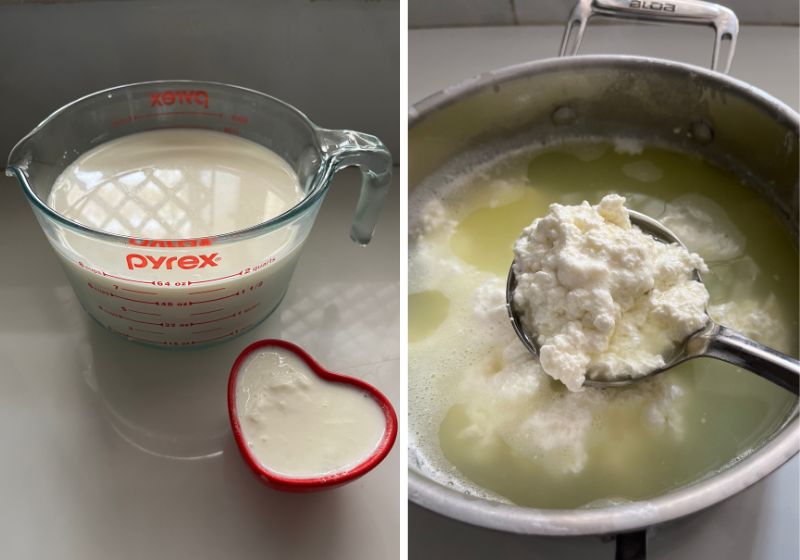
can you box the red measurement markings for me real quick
[177,302,260,327]
[197,332,234,343]
[247,257,277,274]
[78,261,105,276]
[101,271,153,285]
[117,294,159,305]
[88,282,160,306]
[80,261,248,288]
[190,313,237,326]
[82,256,277,291]
[195,325,252,345]
[121,306,161,317]
[128,326,165,336]
[191,290,242,305]
[141,124,211,132]
[107,322,250,346]
[123,332,167,345]
[187,287,225,295]
[246,281,264,292]
[112,111,224,127]
[78,262,152,285]
[98,306,186,328]
[120,287,157,295]
[187,272,243,285]
[192,327,222,335]
[87,282,115,297]
[98,305,161,326]
[243,302,260,313]
[190,308,223,316]
[105,325,168,346]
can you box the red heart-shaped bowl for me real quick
[228,339,397,492]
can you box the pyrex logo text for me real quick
[150,90,209,109]
[125,253,220,270]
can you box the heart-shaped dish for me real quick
[228,339,397,492]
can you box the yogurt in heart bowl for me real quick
[227,339,397,491]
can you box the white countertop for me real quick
[409,24,799,560]
[0,169,399,559]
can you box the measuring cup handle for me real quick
[318,129,393,245]
[559,0,739,73]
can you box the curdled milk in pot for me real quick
[409,139,798,509]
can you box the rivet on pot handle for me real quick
[559,0,739,73]
[319,129,393,245]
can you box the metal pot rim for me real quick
[408,53,800,535]
[409,54,799,129]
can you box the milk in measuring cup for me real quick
[48,129,307,346]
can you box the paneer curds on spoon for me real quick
[506,194,799,394]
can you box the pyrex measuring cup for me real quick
[6,80,392,348]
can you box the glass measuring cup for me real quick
[6,80,392,348]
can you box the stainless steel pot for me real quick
[409,0,799,555]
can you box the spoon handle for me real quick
[703,325,800,395]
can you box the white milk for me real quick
[235,348,386,478]
[47,129,307,346]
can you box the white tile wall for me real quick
[0,0,400,161]
[409,0,515,27]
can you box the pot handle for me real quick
[318,128,393,245]
[616,530,647,560]
[559,0,739,73]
